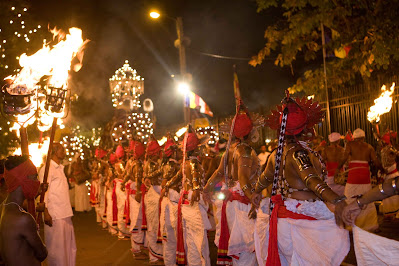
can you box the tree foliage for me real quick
[250,0,399,95]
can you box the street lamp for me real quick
[149,11,190,124]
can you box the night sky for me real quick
[30,0,294,132]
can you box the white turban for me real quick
[328,132,341,142]
[353,128,365,139]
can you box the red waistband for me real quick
[347,162,370,184]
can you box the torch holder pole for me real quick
[38,117,58,203]
[20,127,29,156]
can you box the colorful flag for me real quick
[185,91,213,117]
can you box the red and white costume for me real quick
[344,161,379,231]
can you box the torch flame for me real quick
[6,27,86,92]
[367,83,395,123]
[5,27,87,129]
[13,137,50,168]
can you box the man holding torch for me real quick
[39,143,76,266]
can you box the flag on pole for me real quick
[233,65,241,107]
[185,91,213,117]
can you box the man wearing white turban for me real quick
[335,128,380,232]
[321,132,345,196]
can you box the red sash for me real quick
[266,195,317,266]
[389,168,398,175]
[326,161,339,177]
[176,191,189,265]
[112,180,118,226]
[217,191,250,265]
[157,196,163,243]
[103,187,107,218]
[90,182,97,206]
[347,162,370,184]
[124,183,133,226]
[140,184,148,231]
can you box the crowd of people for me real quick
[1,93,399,265]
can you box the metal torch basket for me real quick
[43,85,67,113]
[0,84,33,116]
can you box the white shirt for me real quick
[39,160,73,220]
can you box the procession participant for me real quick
[159,137,181,266]
[258,145,269,168]
[143,135,164,264]
[124,140,148,259]
[114,160,130,239]
[250,94,349,266]
[39,143,77,266]
[203,100,264,266]
[99,162,110,229]
[321,132,345,196]
[204,139,226,182]
[106,153,118,235]
[335,128,380,232]
[72,155,91,212]
[90,161,101,222]
[0,156,47,266]
[341,156,399,265]
[379,131,399,220]
[164,126,211,266]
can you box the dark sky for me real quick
[30,0,294,131]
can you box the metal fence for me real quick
[316,75,399,146]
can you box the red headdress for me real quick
[115,144,125,159]
[133,141,145,159]
[109,153,118,165]
[146,135,161,157]
[95,148,107,159]
[381,131,397,145]
[266,94,324,136]
[164,137,176,157]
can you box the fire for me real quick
[5,27,87,129]
[13,137,50,168]
[6,27,86,93]
[367,83,396,123]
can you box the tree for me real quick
[250,0,399,95]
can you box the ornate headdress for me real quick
[133,141,145,159]
[115,144,125,159]
[266,94,324,136]
[179,125,209,152]
[218,100,265,138]
[164,136,177,157]
[95,148,107,159]
[146,135,161,157]
[381,130,397,145]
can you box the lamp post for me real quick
[150,11,190,124]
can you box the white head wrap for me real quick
[328,132,341,142]
[353,128,365,139]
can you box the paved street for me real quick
[40,208,399,266]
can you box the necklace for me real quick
[3,202,25,213]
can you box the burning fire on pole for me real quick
[367,82,396,136]
[1,26,87,222]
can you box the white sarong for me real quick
[214,184,257,266]
[345,183,379,231]
[114,179,129,237]
[254,198,349,266]
[74,182,91,212]
[181,191,211,266]
[162,189,179,266]
[353,225,399,265]
[44,217,77,266]
[129,182,146,253]
[144,185,163,262]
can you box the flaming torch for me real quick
[3,27,87,222]
[367,83,396,137]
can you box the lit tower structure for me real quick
[109,60,154,144]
